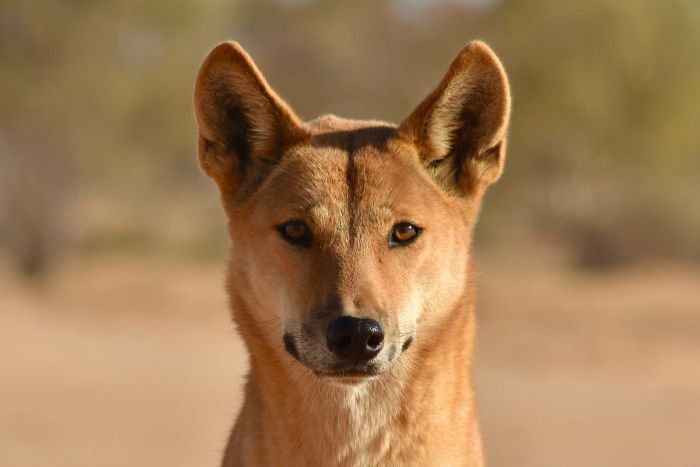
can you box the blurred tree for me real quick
[1,0,698,275]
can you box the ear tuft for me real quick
[194,41,307,195]
[398,41,511,194]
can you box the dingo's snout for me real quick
[326,316,384,362]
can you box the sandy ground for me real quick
[1,254,698,466]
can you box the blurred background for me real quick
[1,0,698,465]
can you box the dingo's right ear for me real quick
[194,42,307,196]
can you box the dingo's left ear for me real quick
[194,41,307,196]
[398,41,511,194]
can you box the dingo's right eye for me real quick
[278,220,313,247]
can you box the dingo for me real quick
[194,40,510,466]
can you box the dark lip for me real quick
[314,369,382,378]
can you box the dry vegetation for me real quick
[2,0,700,271]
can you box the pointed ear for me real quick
[194,41,308,196]
[397,41,511,194]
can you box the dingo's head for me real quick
[195,41,510,384]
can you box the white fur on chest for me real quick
[321,382,398,466]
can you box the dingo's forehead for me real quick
[251,125,451,244]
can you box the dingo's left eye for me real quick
[390,222,422,247]
[278,220,312,247]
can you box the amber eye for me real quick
[390,222,422,247]
[278,220,312,247]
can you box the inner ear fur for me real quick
[194,41,308,195]
[398,41,511,194]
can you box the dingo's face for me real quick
[195,42,510,383]
[226,132,476,380]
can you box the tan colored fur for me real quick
[194,40,510,466]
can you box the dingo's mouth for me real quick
[315,369,381,378]
[315,369,384,385]
[283,329,414,383]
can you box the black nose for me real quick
[326,316,384,362]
